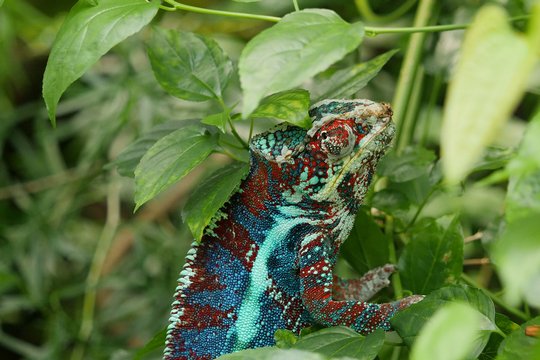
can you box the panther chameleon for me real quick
[164,99,423,359]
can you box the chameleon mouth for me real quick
[316,117,394,201]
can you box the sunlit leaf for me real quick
[251,89,311,128]
[410,303,491,360]
[441,5,539,184]
[239,9,364,116]
[42,0,159,124]
[134,125,217,210]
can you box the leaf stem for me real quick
[71,174,121,360]
[160,1,529,36]
[386,216,404,299]
[461,273,530,321]
[355,0,418,23]
[292,0,300,12]
[392,0,436,153]
[162,0,281,22]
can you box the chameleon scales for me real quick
[164,99,423,359]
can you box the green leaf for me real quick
[391,285,496,349]
[134,327,166,360]
[441,5,538,184]
[201,110,230,133]
[377,147,436,183]
[492,214,540,307]
[251,89,311,129]
[294,327,384,360]
[147,28,233,101]
[239,9,364,116]
[183,162,249,241]
[371,189,409,213]
[505,112,540,222]
[274,329,298,349]
[110,120,198,177]
[42,0,159,125]
[342,209,390,275]
[314,49,398,100]
[496,316,540,360]
[410,303,492,360]
[134,125,217,210]
[399,216,463,294]
[218,348,325,360]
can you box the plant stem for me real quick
[160,1,530,36]
[292,0,300,12]
[71,175,121,360]
[461,273,530,321]
[355,0,418,23]
[386,216,403,299]
[392,0,436,153]
[162,0,281,22]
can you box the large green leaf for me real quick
[399,216,463,294]
[239,9,364,116]
[410,303,493,360]
[341,209,390,275]
[110,120,198,177]
[42,0,159,125]
[218,348,325,360]
[134,125,217,210]
[492,214,540,308]
[496,316,540,360]
[183,162,249,242]
[441,5,539,184]
[294,327,384,360]
[314,49,398,101]
[147,28,233,101]
[391,284,496,350]
[251,89,311,129]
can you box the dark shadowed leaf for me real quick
[183,162,249,241]
[42,0,158,124]
[147,28,233,101]
[377,147,436,183]
[342,209,390,275]
[239,9,364,116]
[134,125,217,210]
[399,216,463,294]
[134,327,166,360]
[314,49,398,101]
[251,89,311,128]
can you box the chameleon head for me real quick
[249,99,395,210]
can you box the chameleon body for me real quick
[164,99,422,360]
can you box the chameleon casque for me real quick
[164,99,423,359]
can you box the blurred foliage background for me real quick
[0,0,538,359]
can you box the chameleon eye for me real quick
[319,126,355,159]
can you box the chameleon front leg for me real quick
[299,235,421,334]
[333,264,397,302]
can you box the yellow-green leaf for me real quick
[441,5,539,184]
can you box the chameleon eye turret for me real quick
[164,99,422,360]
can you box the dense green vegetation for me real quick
[1,0,539,359]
